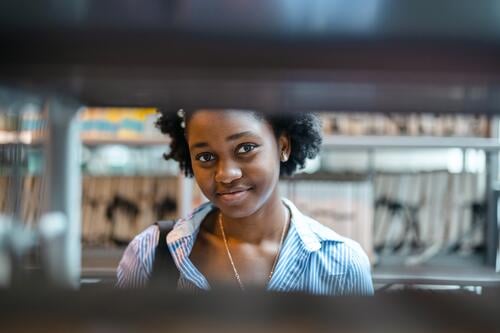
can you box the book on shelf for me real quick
[320,112,491,138]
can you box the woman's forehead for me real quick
[186,110,272,141]
[189,110,264,130]
[191,109,258,120]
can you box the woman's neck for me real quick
[216,194,288,245]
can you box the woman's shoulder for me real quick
[125,224,160,263]
[116,224,160,287]
[298,214,373,294]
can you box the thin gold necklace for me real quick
[218,209,289,292]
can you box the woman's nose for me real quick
[214,160,242,184]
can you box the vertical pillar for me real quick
[485,151,499,268]
[42,97,82,288]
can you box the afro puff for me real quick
[155,110,322,177]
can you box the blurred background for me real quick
[1,0,500,331]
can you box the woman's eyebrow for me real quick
[190,142,209,150]
[225,131,256,141]
[190,131,257,150]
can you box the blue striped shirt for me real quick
[116,198,374,295]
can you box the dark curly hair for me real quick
[155,109,322,177]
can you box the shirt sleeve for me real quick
[343,243,374,296]
[115,226,158,288]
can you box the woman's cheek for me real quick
[193,168,215,198]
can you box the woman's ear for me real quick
[278,133,291,162]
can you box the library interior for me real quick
[1,1,500,332]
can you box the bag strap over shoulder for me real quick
[149,220,179,289]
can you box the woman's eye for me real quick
[196,152,215,162]
[237,143,257,154]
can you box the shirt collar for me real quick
[282,198,344,252]
[166,198,344,251]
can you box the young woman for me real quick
[116,109,373,295]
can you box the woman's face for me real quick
[186,110,289,218]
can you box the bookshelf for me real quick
[373,254,500,288]
[323,135,500,151]
[0,134,170,147]
[0,131,44,145]
[82,137,169,147]
[4,132,500,151]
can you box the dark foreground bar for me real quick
[2,0,500,113]
[1,287,500,332]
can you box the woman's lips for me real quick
[217,188,251,204]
